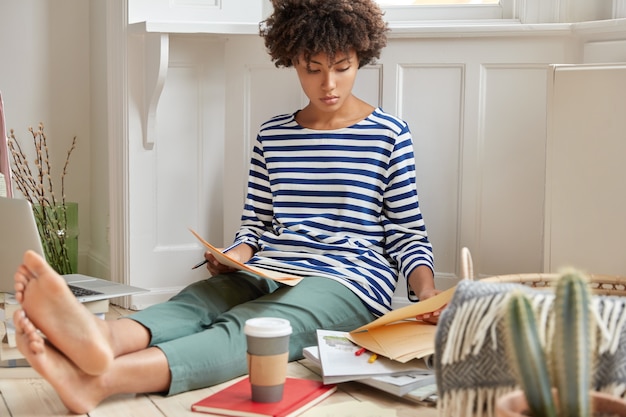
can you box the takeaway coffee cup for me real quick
[244,317,292,403]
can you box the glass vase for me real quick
[33,202,78,274]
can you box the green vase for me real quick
[33,202,78,274]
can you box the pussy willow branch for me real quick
[37,125,56,206]
[61,135,77,205]
[8,123,75,208]
[8,123,77,274]
[7,133,39,203]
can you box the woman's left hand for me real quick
[415,288,445,325]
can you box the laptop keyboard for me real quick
[68,285,104,297]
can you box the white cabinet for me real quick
[544,64,626,275]
[129,0,272,27]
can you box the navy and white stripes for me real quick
[232,108,433,316]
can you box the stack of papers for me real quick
[304,341,436,398]
[303,289,455,404]
[358,373,436,398]
[313,329,433,384]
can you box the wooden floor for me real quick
[0,305,438,417]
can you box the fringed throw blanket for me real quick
[435,279,626,417]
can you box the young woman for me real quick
[13,0,439,413]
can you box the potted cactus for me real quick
[496,269,626,417]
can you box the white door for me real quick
[126,36,229,308]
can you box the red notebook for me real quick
[191,377,336,417]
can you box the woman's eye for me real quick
[337,67,351,72]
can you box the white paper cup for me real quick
[244,317,292,403]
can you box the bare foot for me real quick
[14,310,106,414]
[14,250,113,375]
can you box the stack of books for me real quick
[0,292,110,378]
[0,173,6,198]
[0,293,35,376]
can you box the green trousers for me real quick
[129,272,374,395]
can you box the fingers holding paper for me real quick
[204,251,237,276]
[203,243,255,277]
[414,287,445,324]
[415,305,446,325]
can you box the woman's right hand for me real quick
[204,243,254,276]
[204,251,237,276]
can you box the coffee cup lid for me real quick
[244,317,292,338]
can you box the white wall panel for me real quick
[477,65,549,276]
[583,39,626,63]
[353,65,383,108]
[155,65,204,247]
[397,65,464,280]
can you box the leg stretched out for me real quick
[13,251,374,413]
[14,311,171,414]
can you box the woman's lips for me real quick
[321,96,339,105]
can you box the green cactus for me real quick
[505,290,558,417]
[503,269,595,417]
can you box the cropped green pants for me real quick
[129,272,374,395]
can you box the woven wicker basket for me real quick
[460,247,626,297]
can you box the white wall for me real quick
[0,0,98,276]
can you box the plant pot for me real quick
[33,202,79,274]
[495,389,626,417]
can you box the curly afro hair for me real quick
[259,0,389,68]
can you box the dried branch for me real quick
[7,123,77,274]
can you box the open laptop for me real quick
[0,196,147,302]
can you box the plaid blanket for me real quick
[435,279,626,417]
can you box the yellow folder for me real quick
[348,286,456,362]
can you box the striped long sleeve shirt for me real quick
[231,108,434,317]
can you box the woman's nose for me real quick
[322,72,336,91]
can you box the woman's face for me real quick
[294,50,359,114]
